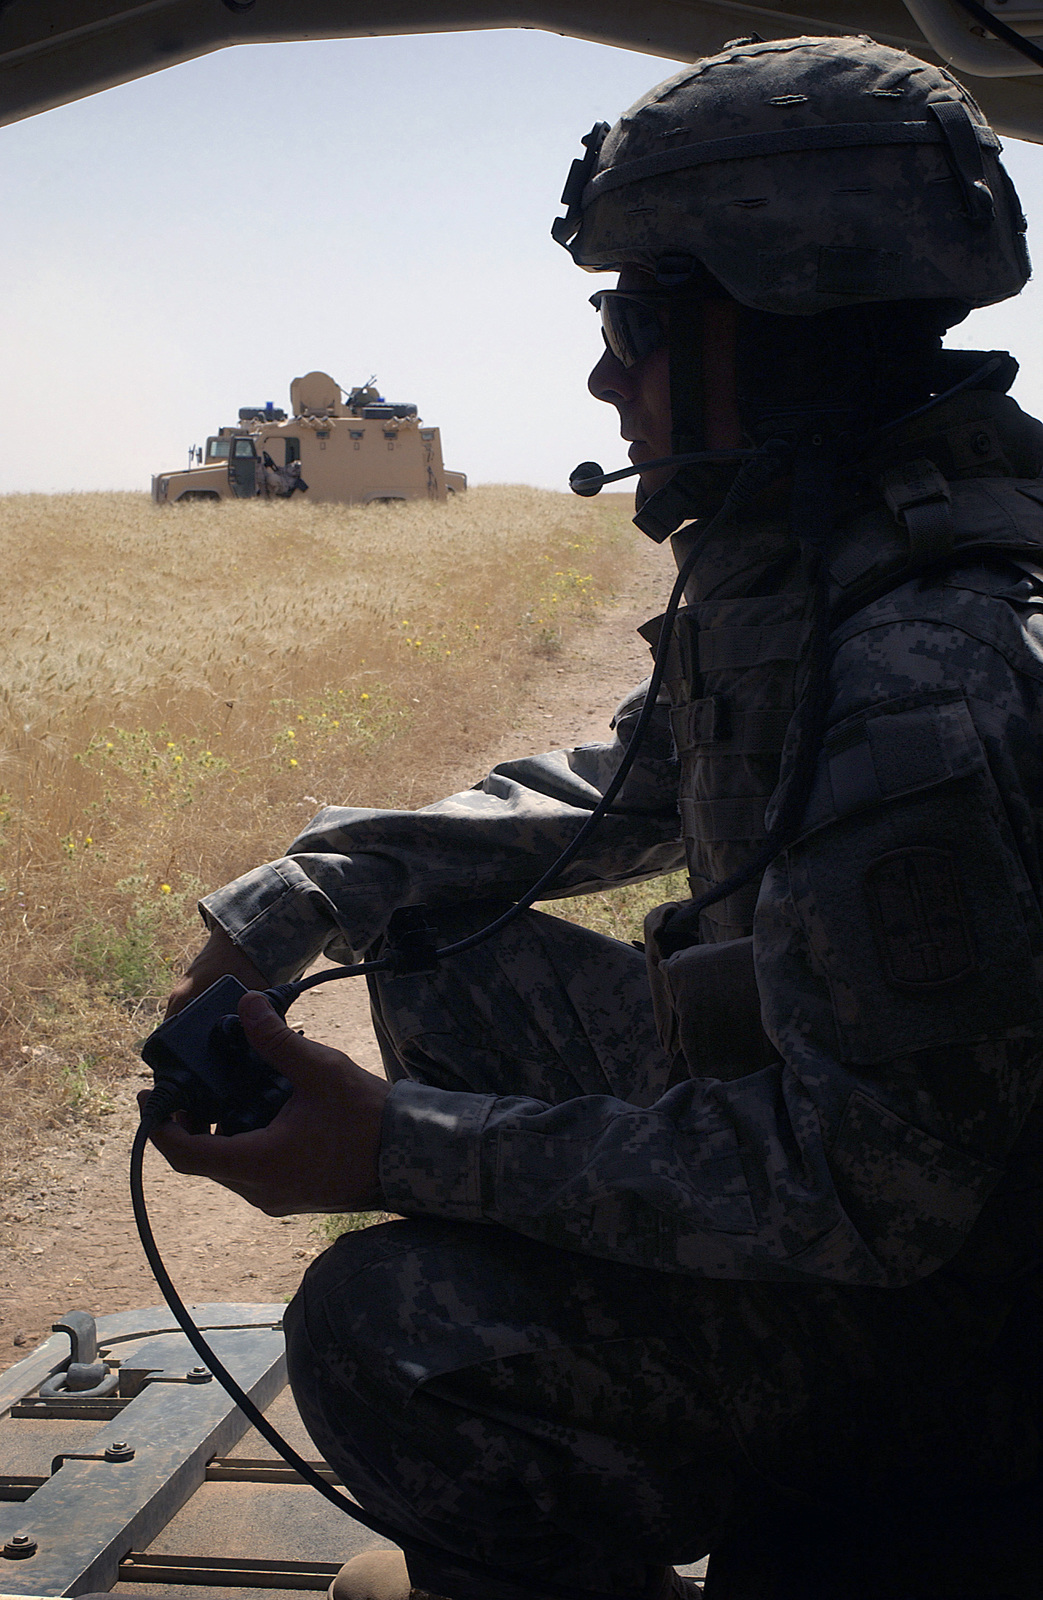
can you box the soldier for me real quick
[263,451,309,498]
[149,36,1043,1600]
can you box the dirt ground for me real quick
[1,533,676,1354]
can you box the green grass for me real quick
[313,1211,395,1244]
[542,868,689,945]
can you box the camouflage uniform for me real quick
[206,385,1043,1593]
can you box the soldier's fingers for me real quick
[237,991,362,1087]
[145,1111,270,1183]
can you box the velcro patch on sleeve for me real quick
[863,846,976,990]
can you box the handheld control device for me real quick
[140,975,294,1134]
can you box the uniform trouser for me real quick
[283,905,1034,1600]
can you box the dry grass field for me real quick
[0,485,654,1160]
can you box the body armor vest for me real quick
[641,522,814,944]
[643,452,1043,948]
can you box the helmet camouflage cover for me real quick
[553,35,1030,314]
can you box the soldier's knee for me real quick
[286,1216,470,1397]
[285,1219,432,1439]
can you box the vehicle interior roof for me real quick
[0,0,1041,141]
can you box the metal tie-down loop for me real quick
[37,1311,118,1400]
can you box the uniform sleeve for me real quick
[380,600,1043,1286]
[201,679,683,984]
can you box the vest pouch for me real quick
[644,907,779,1080]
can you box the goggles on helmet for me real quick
[589,290,671,369]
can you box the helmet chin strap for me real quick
[634,294,754,541]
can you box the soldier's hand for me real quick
[166,925,268,1018]
[142,990,387,1215]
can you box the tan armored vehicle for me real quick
[151,371,467,506]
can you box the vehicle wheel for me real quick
[176,491,221,503]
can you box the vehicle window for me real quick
[207,438,231,460]
[233,438,256,458]
[285,437,301,464]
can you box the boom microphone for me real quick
[570,461,612,496]
[569,448,759,496]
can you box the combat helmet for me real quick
[553,34,1029,314]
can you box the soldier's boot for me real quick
[327,1550,446,1600]
[328,1550,703,1600]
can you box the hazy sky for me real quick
[1,26,1041,496]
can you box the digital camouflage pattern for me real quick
[203,387,1043,1296]
[639,523,818,945]
[553,35,1030,314]
[284,1205,1038,1598]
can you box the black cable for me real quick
[873,354,1003,436]
[131,1114,413,1542]
[131,1105,688,1600]
[946,0,1043,71]
[290,957,387,991]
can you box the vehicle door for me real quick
[229,436,259,497]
